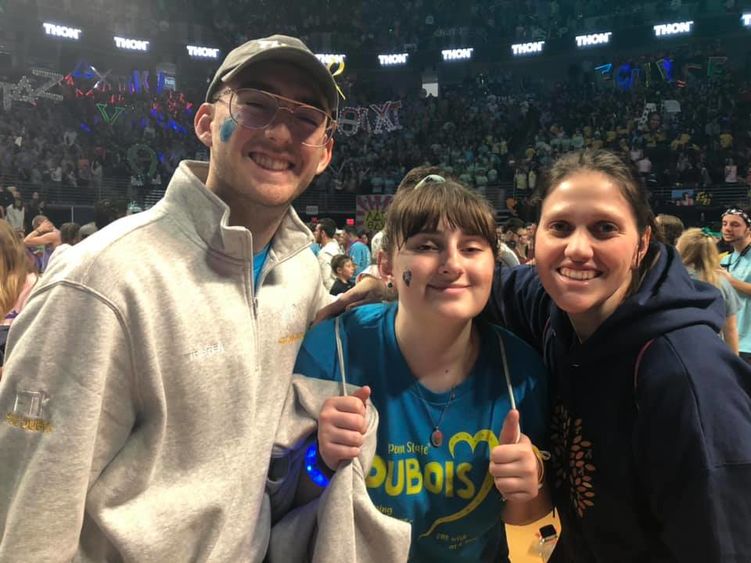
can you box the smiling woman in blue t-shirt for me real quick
[295,176,551,562]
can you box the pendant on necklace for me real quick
[430,428,443,448]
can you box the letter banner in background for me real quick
[0,69,63,111]
[357,195,394,231]
[337,101,402,137]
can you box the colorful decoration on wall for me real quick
[96,103,127,125]
[356,195,393,231]
[127,144,158,178]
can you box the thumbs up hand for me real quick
[317,386,371,471]
[489,409,542,503]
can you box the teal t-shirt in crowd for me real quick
[253,243,271,288]
[721,248,751,353]
[294,302,549,562]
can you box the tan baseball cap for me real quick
[205,34,339,116]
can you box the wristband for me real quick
[305,442,330,488]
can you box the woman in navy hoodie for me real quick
[486,150,751,562]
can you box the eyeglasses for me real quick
[218,88,336,147]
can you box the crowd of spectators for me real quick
[0,37,748,219]
[0,73,205,206]
[317,42,749,201]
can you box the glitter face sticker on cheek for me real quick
[402,270,412,287]
[220,117,237,143]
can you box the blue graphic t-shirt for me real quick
[294,303,549,562]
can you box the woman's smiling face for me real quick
[534,170,649,334]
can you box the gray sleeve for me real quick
[497,243,520,268]
[0,283,135,561]
[719,277,741,317]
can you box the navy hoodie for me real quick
[486,243,751,562]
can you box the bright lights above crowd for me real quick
[511,41,545,56]
[653,21,694,37]
[42,23,82,40]
[114,36,150,52]
[378,53,408,66]
[441,48,473,61]
[186,45,221,59]
[575,32,612,48]
[315,54,346,66]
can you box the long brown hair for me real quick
[0,221,31,318]
[676,228,721,287]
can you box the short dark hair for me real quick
[94,199,128,229]
[317,217,336,238]
[344,225,358,236]
[331,254,352,275]
[655,214,685,246]
[503,217,525,233]
[60,222,81,245]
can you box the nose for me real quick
[440,246,464,276]
[564,228,594,262]
[264,108,295,144]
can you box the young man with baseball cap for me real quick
[0,35,339,560]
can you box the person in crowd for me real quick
[655,213,685,246]
[504,218,531,264]
[23,215,61,273]
[345,225,372,278]
[525,222,537,259]
[676,228,740,354]
[296,176,551,562]
[308,221,321,255]
[0,186,13,211]
[24,192,42,234]
[46,222,81,268]
[496,225,520,269]
[315,217,341,290]
[0,220,37,375]
[488,150,751,561]
[0,34,343,560]
[719,207,751,364]
[5,195,25,232]
[329,254,356,296]
[334,228,347,252]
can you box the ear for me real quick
[378,249,393,280]
[315,137,335,175]
[634,226,652,268]
[194,103,215,149]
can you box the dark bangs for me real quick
[382,180,498,257]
